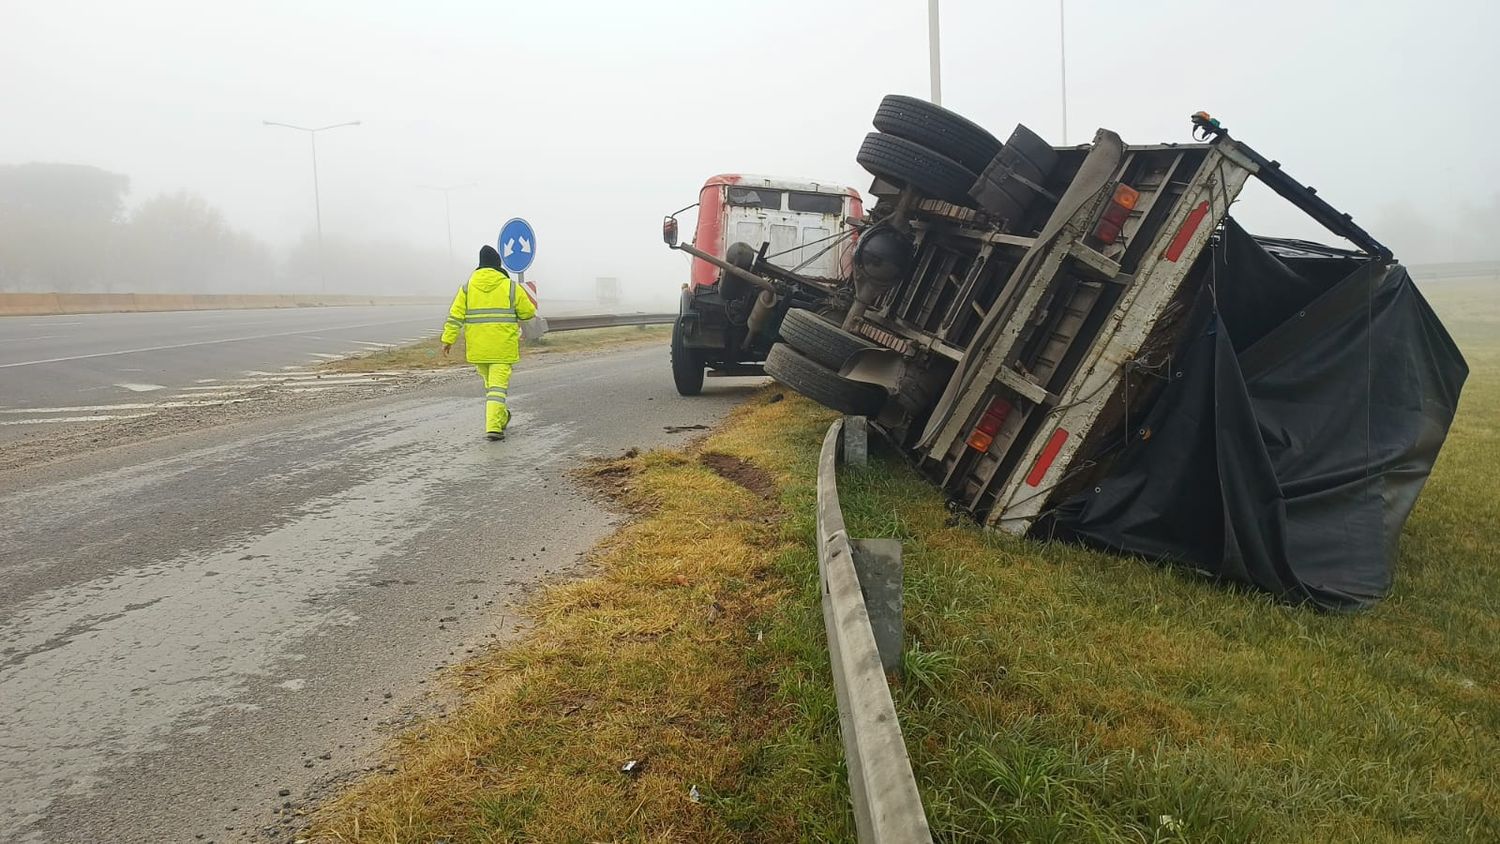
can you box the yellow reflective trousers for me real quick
[475,362,513,434]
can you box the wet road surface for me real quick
[0,344,763,843]
[0,306,444,416]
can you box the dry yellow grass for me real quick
[308,393,847,843]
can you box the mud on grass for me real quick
[307,391,855,842]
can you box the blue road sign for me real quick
[498,217,536,274]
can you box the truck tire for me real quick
[778,308,876,371]
[873,94,1002,173]
[765,343,886,416]
[671,316,705,396]
[857,132,978,207]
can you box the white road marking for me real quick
[282,383,393,393]
[0,317,434,369]
[0,399,251,415]
[0,403,160,413]
[115,383,166,393]
[241,370,402,382]
[0,413,153,426]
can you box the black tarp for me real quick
[1044,220,1467,611]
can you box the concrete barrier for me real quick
[0,293,444,317]
[0,293,62,315]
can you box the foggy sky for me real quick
[4,0,1497,302]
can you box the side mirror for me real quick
[662,216,679,247]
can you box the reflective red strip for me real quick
[1164,201,1210,262]
[1025,428,1070,487]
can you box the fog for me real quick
[3,0,1497,305]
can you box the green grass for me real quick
[810,276,1499,842]
[309,278,1497,842]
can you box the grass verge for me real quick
[326,325,671,373]
[310,281,1496,842]
[309,392,853,842]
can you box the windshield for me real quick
[788,192,844,214]
[726,186,783,210]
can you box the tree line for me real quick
[0,162,444,296]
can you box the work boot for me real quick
[485,431,504,441]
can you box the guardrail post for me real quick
[522,316,549,341]
[850,538,904,676]
[844,415,869,466]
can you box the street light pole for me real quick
[1059,0,1068,144]
[263,120,361,293]
[928,0,942,106]
[418,183,476,279]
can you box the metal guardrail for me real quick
[817,417,933,843]
[542,312,677,332]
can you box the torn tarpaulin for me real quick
[1042,220,1467,611]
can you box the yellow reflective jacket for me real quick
[441,267,537,363]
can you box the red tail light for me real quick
[1092,183,1140,245]
[966,398,1013,452]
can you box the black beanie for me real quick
[478,244,504,271]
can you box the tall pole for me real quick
[1059,0,1068,144]
[442,191,453,272]
[928,0,942,106]
[309,131,324,293]
[419,183,475,279]
[264,120,361,294]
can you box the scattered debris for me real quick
[688,784,701,803]
[664,424,710,433]
[620,759,643,776]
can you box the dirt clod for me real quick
[698,452,775,498]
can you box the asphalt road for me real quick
[0,305,446,420]
[0,344,763,843]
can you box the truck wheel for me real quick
[778,308,876,371]
[671,316,705,396]
[857,132,978,207]
[765,343,886,416]
[873,94,1002,173]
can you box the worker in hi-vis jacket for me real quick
[441,245,537,440]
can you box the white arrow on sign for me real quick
[518,235,531,254]
[503,238,515,258]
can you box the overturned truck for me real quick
[758,98,1467,611]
